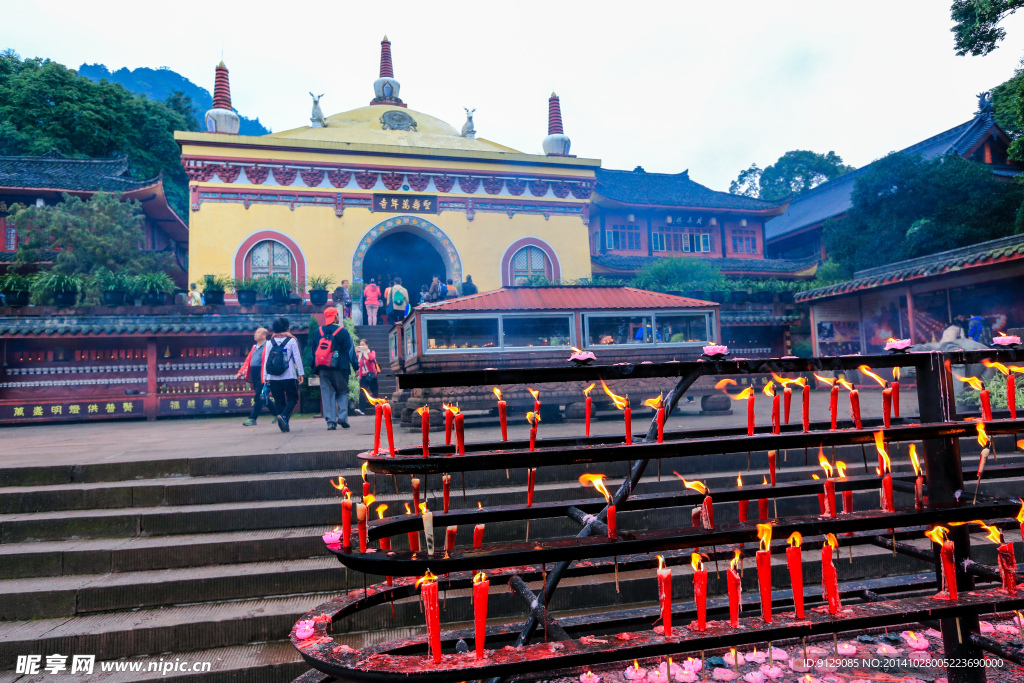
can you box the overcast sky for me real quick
[6,1,1024,191]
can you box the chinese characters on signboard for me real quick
[2,401,138,421]
[372,194,437,214]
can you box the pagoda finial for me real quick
[542,93,570,155]
[371,36,404,106]
[205,62,240,134]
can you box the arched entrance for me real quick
[352,216,463,293]
[363,231,446,297]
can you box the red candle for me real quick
[442,473,451,513]
[342,495,353,548]
[419,572,442,663]
[981,388,992,422]
[829,384,838,430]
[383,403,395,456]
[909,445,924,512]
[755,524,773,623]
[493,388,508,441]
[812,475,826,515]
[737,473,748,523]
[701,495,714,530]
[848,386,861,430]
[998,541,1017,594]
[926,527,957,599]
[881,473,894,513]
[357,503,368,553]
[529,387,541,415]
[786,532,805,618]
[527,411,539,451]
[445,525,457,553]
[580,474,615,538]
[656,555,672,636]
[1009,373,1016,420]
[892,367,901,418]
[473,523,485,548]
[822,534,841,614]
[444,404,453,445]
[768,451,777,486]
[417,406,430,457]
[691,507,702,528]
[376,504,393,585]
[824,479,836,518]
[527,467,537,507]
[882,385,892,429]
[454,411,465,456]
[783,385,792,425]
[746,389,755,437]
[692,553,707,631]
[473,572,489,658]
[373,402,383,454]
[624,403,632,444]
[802,381,810,432]
[657,407,665,442]
[584,383,595,438]
[728,551,742,627]
[837,461,852,514]
[759,475,770,519]
[607,504,617,539]
[406,503,421,552]
[412,478,421,512]
[764,382,780,435]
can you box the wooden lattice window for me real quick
[511,246,551,284]
[247,240,294,279]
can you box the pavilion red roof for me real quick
[415,286,716,312]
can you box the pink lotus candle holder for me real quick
[623,663,647,681]
[741,672,765,683]
[681,658,702,673]
[294,619,316,640]
[568,349,597,365]
[836,642,858,655]
[745,649,768,664]
[758,665,785,680]
[580,671,600,683]
[702,345,729,358]
[768,647,788,661]
[711,668,737,681]
[321,529,343,545]
[993,334,1021,346]
[884,338,913,352]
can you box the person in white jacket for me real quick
[262,317,305,432]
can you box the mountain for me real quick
[77,64,270,136]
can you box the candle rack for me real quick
[293,349,1024,683]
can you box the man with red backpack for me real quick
[311,306,358,430]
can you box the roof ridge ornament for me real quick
[977,90,994,114]
[371,36,406,107]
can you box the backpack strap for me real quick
[331,326,343,338]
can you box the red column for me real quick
[145,338,159,421]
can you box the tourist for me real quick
[363,279,381,325]
[310,307,357,430]
[262,317,305,433]
[418,284,430,305]
[356,338,379,412]
[333,281,352,319]
[236,327,269,426]
[446,278,458,298]
[390,277,409,323]
[188,283,203,306]
[428,275,444,302]
[382,282,392,325]
[461,275,478,296]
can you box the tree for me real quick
[991,63,1024,138]
[11,192,172,277]
[631,257,725,293]
[951,0,1024,56]
[729,150,851,200]
[0,51,191,218]
[822,153,1024,274]
[164,90,200,132]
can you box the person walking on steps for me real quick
[311,307,358,430]
[263,317,305,433]
[237,327,270,426]
[364,279,381,326]
[356,338,379,413]
[390,277,409,323]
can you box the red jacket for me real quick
[239,343,267,383]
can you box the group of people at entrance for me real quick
[235,307,379,432]
[359,274,477,325]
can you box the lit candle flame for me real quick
[813,373,837,387]
[978,521,1004,544]
[445,403,461,415]
[478,501,483,509]
[893,367,900,381]
[528,388,540,402]
[364,494,375,507]
[818,448,833,478]
[715,378,754,400]
[361,388,388,405]
[757,523,772,552]
[909,444,922,477]
[924,526,949,545]
[674,472,708,495]
[361,461,369,482]
[643,394,664,409]
[415,405,429,416]
[737,472,743,487]
[600,379,630,410]
[526,411,541,426]
[415,568,437,588]
[492,387,503,401]
[788,531,802,547]
[583,382,596,397]
[656,554,666,571]
[473,571,487,584]
[770,372,806,387]
[691,552,705,572]
[579,473,613,504]
[763,381,776,397]
[634,661,640,673]
[375,503,388,519]
[825,533,838,549]
[836,461,847,477]
[419,502,429,514]
[344,491,351,502]
[977,422,989,448]
[982,359,1010,376]
[763,475,769,485]
[1017,499,1024,524]
[812,474,820,480]
[857,365,887,388]
[330,476,346,491]
[730,548,742,571]
[874,431,891,474]
[952,372,984,391]
[404,502,412,515]
[837,378,854,391]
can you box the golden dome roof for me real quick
[266,105,518,153]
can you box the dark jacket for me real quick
[311,323,358,374]
[461,280,478,295]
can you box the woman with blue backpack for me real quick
[262,317,305,433]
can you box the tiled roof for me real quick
[594,168,784,213]
[765,112,1020,243]
[415,286,717,312]
[591,253,820,276]
[795,233,1024,303]
[0,151,158,193]
[720,312,802,325]
[0,314,302,337]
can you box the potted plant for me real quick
[258,274,294,305]
[307,274,335,306]
[709,290,729,303]
[776,280,797,304]
[200,274,231,306]
[751,280,774,304]
[133,272,175,306]
[90,268,131,306]
[32,271,82,306]
[231,277,260,306]
[0,273,34,307]
[728,279,751,304]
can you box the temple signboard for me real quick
[372,194,437,214]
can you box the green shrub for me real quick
[200,274,231,293]
[231,276,260,293]
[257,275,294,296]
[632,258,725,292]
[0,272,34,292]
[307,274,335,291]
[957,374,1023,410]
[131,272,175,295]
[89,268,131,292]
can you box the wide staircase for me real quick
[1,432,1020,682]
[354,324,396,398]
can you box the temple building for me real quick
[175,39,816,298]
